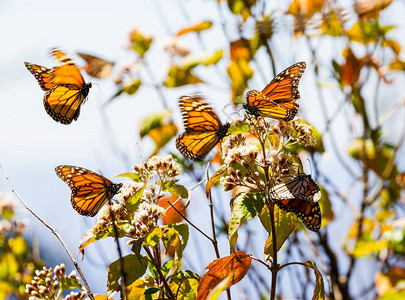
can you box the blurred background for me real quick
[1,0,405,299]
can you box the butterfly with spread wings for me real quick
[243,62,306,121]
[270,174,321,231]
[176,96,230,161]
[25,49,92,124]
[55,165,122,217]
[77,52,114,79]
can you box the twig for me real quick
[108,204,127,300]
[143,246,175,299]
[165,198,214,243]
[206,164,231,300]
[0,166,95,300]
[206,163,221,259]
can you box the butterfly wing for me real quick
[245,90,298,121]
[25,62,55,91]
[270,174,321,231]
[77,52,114,79]
[176,96,229,161]
[50,50,86,86]
[273,197,321,231]
[271,175,321,202]
[261,61,306,108]
[44,83,91,124]
[55,165,122,217]
[179,96,223,131]
[176,131,220,161]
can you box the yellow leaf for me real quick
[176,20,213,36]
[128,29,153,57]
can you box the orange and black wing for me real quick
[244,62,305,121]
[176,131,221,161]
[55,165,122,217]
[25,62,55,91]
[176,96,229,161]
[270,175,321,231]
[244,90,298,121]
[44,82,91,124]
[262,61,306,108]
[77,52,114,79]
[50,49,86,86]
[273,197,321,231]
[271,175,321,202]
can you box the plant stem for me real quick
[0,166,95,300]
[143,246,175,299]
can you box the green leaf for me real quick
[126,183,146,212]
[305,261,325,300]
[107,254,148,294]
[352,240,388,257]
[347,21,395,44]
[8,237,27,257]
[228,192,265,251]
[139,110,172,138]
[261,204,297,259]
[79,222,129,253]
[169,276,199,300]
[116,171,144,182]
[228,121,251,135]
[169,184,189,199]
[129,29,153,57]
[111,79,141,101]
[59,278,83,292]
[164,50,223,88]
[143,227,163,247]
[163,223,189,264]
[206,165,228,197]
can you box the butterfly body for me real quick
[25,49,92,124]
[176,96,230,161]
[244,62,306,121]
[270,174,321,231]
[55,165,122,217]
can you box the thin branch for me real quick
[108,204,127,300]
[206,163,221,259]
[0,166,95,300]
[143,246,175,299]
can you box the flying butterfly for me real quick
[176,96,230,161]
[270,174,321,231]
[25,49,92,124]
[77,52,114,79]
[243,62,306,121]
[55,165,122,217]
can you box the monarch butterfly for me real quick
[270,174,321,231]
[176,96,230,161]
[77,52,114,79]
[243,62,306,121]
[55,165,122,217]
[25,49,92,124]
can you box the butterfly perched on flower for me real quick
[176,96,230,161]
[243,62,306,121]
[270,174,321,231]
[55,165,122,217]
[77,52,114,79]
[25,49,92,124]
